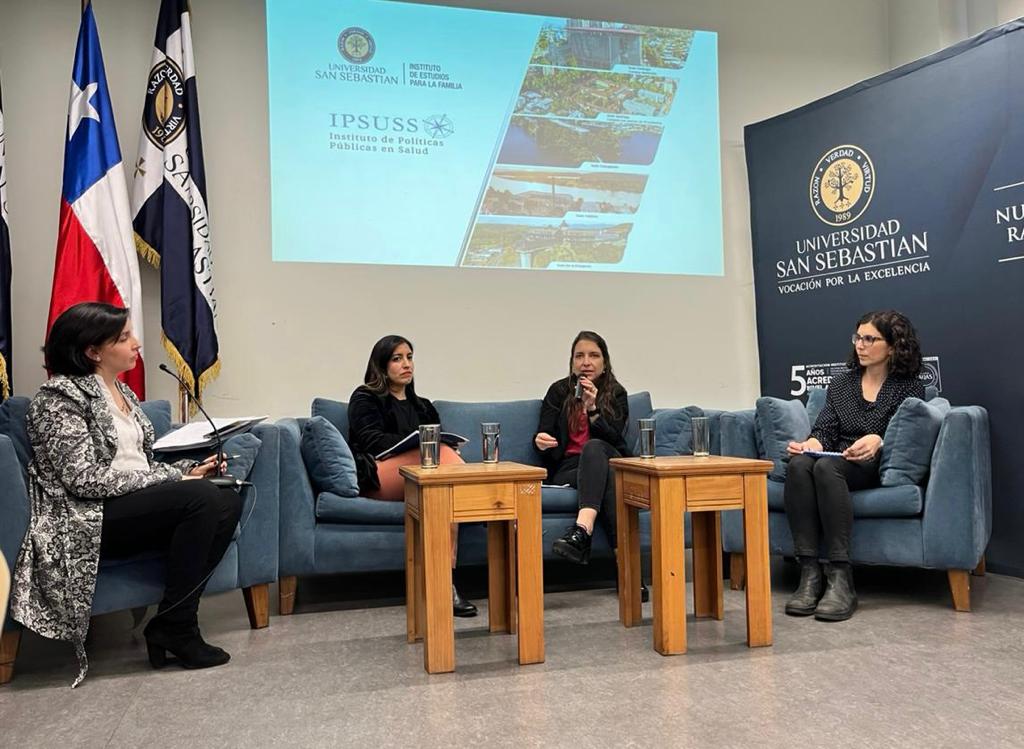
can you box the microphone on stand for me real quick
[158,364,249,488]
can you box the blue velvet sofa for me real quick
[275,393,722,614]
[719,389,991,611]
[0,397,281,684]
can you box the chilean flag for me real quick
[48,3,145,397]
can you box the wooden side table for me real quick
[400,461,547,674]
[611,455,775,655]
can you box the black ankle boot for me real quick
[785,557,825,617]
[188,623,228,658]
[452,584,478,618]
[815,563,858,621]
[552,524,592,564]
[143,618,231,670]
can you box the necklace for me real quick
[108,386,131,416]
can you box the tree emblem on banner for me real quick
[809,144,875,225]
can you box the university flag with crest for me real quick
[0,73,12,400]
[133,0,220,408]
[49,3,146,398]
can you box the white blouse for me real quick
[95,375,150,472]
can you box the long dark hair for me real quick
[44,302,130,376]
[846,310,922,378]
[362,334,419,398]
[564,330,622,424]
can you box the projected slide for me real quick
[266,1,722,275]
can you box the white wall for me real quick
[887,0,1024,67]
[999,0,1024,22]
[1,0,898,418]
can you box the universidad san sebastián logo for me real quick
[338,27,375,64]
[809,144,875,226]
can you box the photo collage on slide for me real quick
[460,20,694,270]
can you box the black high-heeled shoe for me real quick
[615,576,650,602]
[188,624,229,659]
[144,620,231,670]
[453,584,478,618]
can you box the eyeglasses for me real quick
[852,334,884,346]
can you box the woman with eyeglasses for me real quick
[783,310,924,621]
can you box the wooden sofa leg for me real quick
[972,558,986,577]
[948,570,971,612]
[242,583,270,629]
[278,576,297,616]
[729,552,746,591]
[0,629,22,685]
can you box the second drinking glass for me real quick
[481,422,500,463]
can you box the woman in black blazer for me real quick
[534,331,629,564]
[347,335,476,617]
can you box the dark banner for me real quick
[745,21,1024,575]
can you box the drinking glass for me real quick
[481,422,500,463]
[692,416,710,457]
[418,424,441,468]
[638,418,656,458]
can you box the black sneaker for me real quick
[552,524,592,565]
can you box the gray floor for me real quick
[2,562,1024,748]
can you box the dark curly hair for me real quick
[846,310,922,378]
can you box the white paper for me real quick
[153,416,267,451]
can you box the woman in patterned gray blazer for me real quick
[10,303,241,686]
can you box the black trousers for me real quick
[552,439,621,545]
[783,454,880,562]
[100,479,242,628]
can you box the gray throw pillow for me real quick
[879,397,951,487]
[301,415,360,498]
[755,397,811,481]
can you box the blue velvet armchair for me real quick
[719,391,991,611]
[0,397,280,684]
[276,394,720,614]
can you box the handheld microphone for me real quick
[158,363,241,488]
[574,377,584,400]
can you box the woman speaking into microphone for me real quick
[534,331,629,565]
[10,302,240,685]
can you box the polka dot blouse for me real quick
[810,369,925,452]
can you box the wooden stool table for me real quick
[400,461,547,674]
[611,455,774,655]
